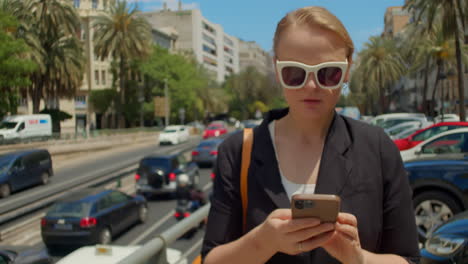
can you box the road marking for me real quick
[175,238,203,264]
[129,181,213,245]
[129,210,174,245]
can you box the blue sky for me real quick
[136,0,405,53]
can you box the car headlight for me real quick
[425,234,466,256]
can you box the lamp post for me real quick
[164,78,169,126]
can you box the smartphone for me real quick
[291,194,341,222]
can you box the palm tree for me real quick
[93,0,152,127]
[357,36,406,114]
[405,0,467,121]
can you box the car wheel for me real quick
[0,184,11,198]
[98,227,112,245]
[40,172,49,185]
[413,190,462,242]
[138,205,148,224]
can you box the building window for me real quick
[75,96,87,109]
[224,36,234,47]
[203,33,216,47]
[203,56,217,67]
[103,0,107,9]
[18,97,28,107]
[92,0,98,9]
[102,70,106,85]
[224,46,233,55]
[73,0,80,8]
[202,22,216,35]
[225,66,234,74]
[95,70,99,85]
[203,44,217,56]
[224,55,233,64]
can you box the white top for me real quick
[269,120,316,202]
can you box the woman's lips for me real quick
[303,99,322,106]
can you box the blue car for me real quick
[405,154,468,242]
[191,138,224,167]
[0,149,53,198]
[421,210,468,264]
[41,188,147,249]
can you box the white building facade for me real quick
[238,39,273,76]
[141,8,240,83]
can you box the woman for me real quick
[201,6,420,264]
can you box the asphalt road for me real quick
[0,136,212,263]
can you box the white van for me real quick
[370,113,428,130]
[0,114,52,142]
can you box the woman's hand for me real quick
[322,213,365,264]
[258,209,335,255]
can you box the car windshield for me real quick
[163,129,177,133]
[141,158,171,171]
[0,121,17,129]
[47,201,92,218]
[198,141,218,148]
[0,156,13,175]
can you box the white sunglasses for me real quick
[275,59,348,90]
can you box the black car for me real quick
[405,154,468,242]
[0,246,52,264]
[421,210,468,264]
[191,138,224,167]
[41,188,147,249]
[0,149,53,198]
[135,152,200,197]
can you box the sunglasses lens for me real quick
[317,67,343,87]
[281,66,306,87]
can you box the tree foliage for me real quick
[0,11,36,118]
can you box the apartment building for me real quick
[141,8,240,83]
[383,6,409,38]
[16,0,178,133]
[238,39,273,76]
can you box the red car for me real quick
[202,123,228,139]
[393,122,468,151]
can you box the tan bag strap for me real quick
[241,128,253,233]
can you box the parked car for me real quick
[405,156,468,242]
[135,152,200,197]
[394,122,468,151]
[385,121,427,138]
[370,113,428,129]
[0,149,53,198]
[191,138,223,167]
[41,188,147,249]
[400,127,468,162]
[55,245,187,264]
[158,125,189,145]
[434,114,460,123]
[202,123,228,139]
[421,210,468,264]
[0,246,52,264]
[391,127,420,140]
[0,114,52,143]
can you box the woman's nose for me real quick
[303,72,320,90]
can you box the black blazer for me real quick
[202,108,420,264]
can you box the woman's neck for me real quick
[277,111,334,144]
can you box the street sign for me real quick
[154,97,167,117]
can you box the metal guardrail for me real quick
[118,203,210,264]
